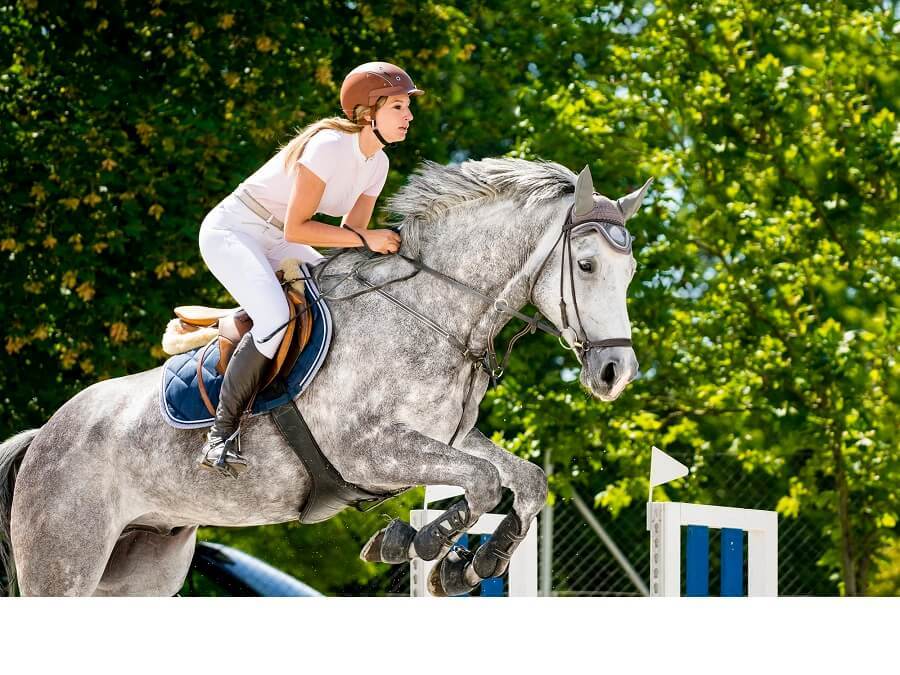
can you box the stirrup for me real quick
[197,429,248,479]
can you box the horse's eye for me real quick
[578,260,593,273]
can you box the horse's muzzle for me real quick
[581,346,639,401]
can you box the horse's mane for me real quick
[386,158,576,255]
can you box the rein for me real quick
[258,204,634,446]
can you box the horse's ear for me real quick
[573,165,595,218]
[617,178,654,220]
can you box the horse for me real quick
[0,158,650,596]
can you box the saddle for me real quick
[162,259,314,416]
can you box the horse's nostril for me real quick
[601,361,617,386]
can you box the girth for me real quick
[269,401,398,524]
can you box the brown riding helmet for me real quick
[340,61,424,122]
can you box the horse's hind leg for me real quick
[94,526,198,596]
[11,481,123,597]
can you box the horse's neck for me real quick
[416,198,566,353]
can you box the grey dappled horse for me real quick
[0,159,650,596]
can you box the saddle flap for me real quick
[159,276,332,429]
[212,284,309,384]
[292,288,314,356]
[216,310,253,375]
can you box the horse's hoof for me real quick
[360,519,417,564]
[360,530,386,563]
[427,549,478,597]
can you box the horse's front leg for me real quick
[352,426,503,568]
[427,427,548,596]
[458,427,549,536]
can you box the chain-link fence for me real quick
[541,491,831,596]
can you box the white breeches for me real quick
[198,192,324,359]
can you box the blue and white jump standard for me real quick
[646,501,778,597]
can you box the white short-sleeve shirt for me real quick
[238,129,389,223]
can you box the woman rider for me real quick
[196,62,423,477]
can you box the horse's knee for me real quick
[513,461,548,516]
[467,460,502,514]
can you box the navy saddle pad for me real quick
[159,280,332,429]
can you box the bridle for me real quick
[532,202,634,360]
[259,196,635,445]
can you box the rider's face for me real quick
[372,95,414,144]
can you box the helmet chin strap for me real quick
[370,119,396,149]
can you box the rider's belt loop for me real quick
[236,189,285,231]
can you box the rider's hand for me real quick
[365,229,401,254]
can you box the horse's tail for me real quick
[0,428,40,596]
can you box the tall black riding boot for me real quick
[197,333,271,478]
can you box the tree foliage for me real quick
[485,0,899,596]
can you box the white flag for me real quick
[648,446,689,501]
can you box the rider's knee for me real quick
[272,293,292,328]
[252,295,292,358]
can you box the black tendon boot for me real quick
[197,333,271,478]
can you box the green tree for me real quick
[487,0,899,595]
